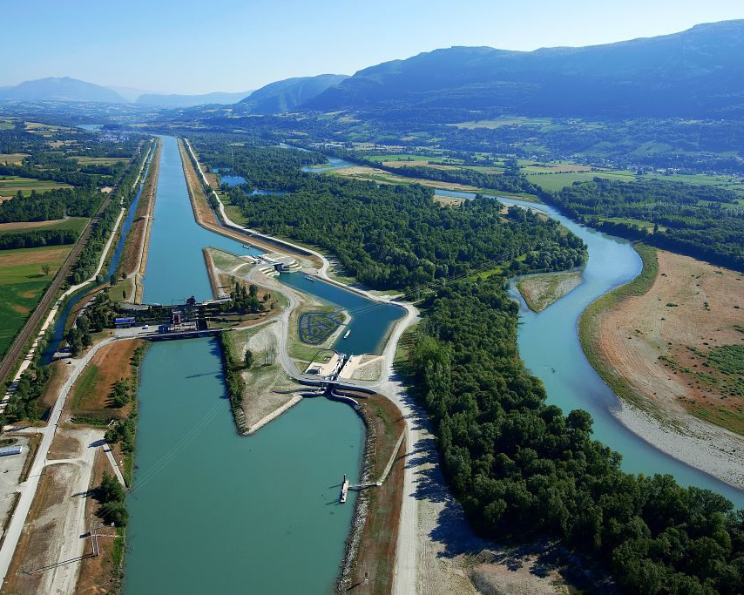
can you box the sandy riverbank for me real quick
[583,247,744,489]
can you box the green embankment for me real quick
[578,243,658,410]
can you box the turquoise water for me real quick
[142,136,262,305]
[440,190,744,506]
[219,175,247,186]
[278,274,404,355]
[302,157,353,173]
[123,338,363,594]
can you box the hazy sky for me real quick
[3,0,743,94]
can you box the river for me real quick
[436,190,744,507]
[124,137,366,593]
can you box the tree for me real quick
[244,349,253,369]
[41,263,51,276]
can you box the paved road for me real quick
[0,337,116,588]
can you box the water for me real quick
[302,157,353,173]
[124,338,363,594]
[40,154,153,365]
[278,273,404,355]
[142,136,262,305]
[437,190,744,505]
[125,136,366,592]
[218,175,247,186]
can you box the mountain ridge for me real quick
[306,19,744,118]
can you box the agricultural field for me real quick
[0,153,28,165]
[0,245,72,357]
[0,216,88,236]
[450,116,553,129]
[0,175,73,196]
[73,156,129,166]
[526,167,744,194]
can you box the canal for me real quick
[124,136,367,593]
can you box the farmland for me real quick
[0,175,73,196]
[0,245,72,357]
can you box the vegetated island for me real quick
[579,243,744,489]
[516,270,582,312]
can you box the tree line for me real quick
[0,228,77,250]
[0,186,104,223]
[549,178,744,272]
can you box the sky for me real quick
[3,0,743,95]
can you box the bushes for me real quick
[219,332,247,433]
[96,471,128,526]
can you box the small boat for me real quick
[343,329,351,339]
[304,275,315,282]
[340,474,349,504]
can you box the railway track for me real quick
[0,146,153,387]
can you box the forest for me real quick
[407,276,744,593]
[193,142,586,291]
[0,186,104,223]
[0,228,77,250]
[550,178,744,271]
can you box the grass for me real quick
[0,245,71,357]
[0,175,73,196]
[72,364,100,409]
[526,170,635,191]
[516,271,582,313]
[691,405,744,436]
[73,156,129,166]
[578,243,658,410]
[0,216,88,236]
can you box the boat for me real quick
[340,474,349,504]
[304,275,315,282]
[343,329,351,339]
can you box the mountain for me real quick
[0,77,126,103]
[107,85,149,103]
[307,20,744,118]
[136,90,253,108]
[236,74,348,114]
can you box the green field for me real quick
[0,175,73,196]
[526,171,634,191]
[451,116,553,129]
[73,156,129,166]
[527,168,744,194]
[0,217,88,237]
[0,245,72,357]
[366,154,439,163]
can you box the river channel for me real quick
[436,190,744,507]
[124,136,366,593]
